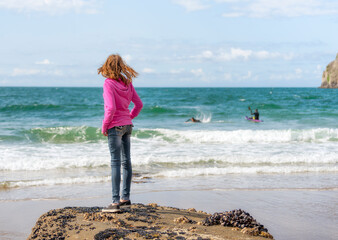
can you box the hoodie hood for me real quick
[107,78,129,90]
[106,78,132,97]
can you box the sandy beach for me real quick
[1,182,337,240]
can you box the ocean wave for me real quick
[131,153,338,166]
[134,128,338,143]
[258,103,283,109]
[23,126,105,143]
[14,126,338,144]
[1,142,336,171]
[0,143,109,171]
[155,166,338,178]
[0,173,150,189]
[141,105,176,115]
[0,104,62,112]
[0,176,110,189]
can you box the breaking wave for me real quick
[7,126,338,144]
[134,128,338,144]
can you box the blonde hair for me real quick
[98,54,138,85]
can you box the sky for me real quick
[0,0,337,87]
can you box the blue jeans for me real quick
[107,125,133,203]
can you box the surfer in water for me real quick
[185,117,201,123]
[248,107,259,120]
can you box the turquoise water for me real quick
[0,87,337,240]
[0,87,337,178]
[1,87,337,141]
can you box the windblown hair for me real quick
[98,54,138,85]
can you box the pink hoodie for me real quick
[102,78,143,134]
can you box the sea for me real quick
[0,87,337,239]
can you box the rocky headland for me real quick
[28,203,274,240]
[320,53,338,88]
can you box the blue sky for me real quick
[0,0,337,87]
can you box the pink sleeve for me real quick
[102,81,116,133]
[130,85,143,119]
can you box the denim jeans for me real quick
[107,125,133,203]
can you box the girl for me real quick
[98,54,143,213]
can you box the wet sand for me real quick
[1,188,337,240]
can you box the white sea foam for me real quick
[0,143,110,171]
[1,176,110,188]
[195,112,212,123]
[155,166,338,178]
[0,128,337,179]
[131,151,338,166]
[134,128,338,144]
[1,140,336,173]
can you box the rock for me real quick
[174,216,195,224]
[260,231,274,239]
[320,53,338,88]
[188,226,197,231]
[28,205,273,240]
[202,209,273,238]
[187,208,197,212]
[147,203,158,208]
[241,227,260,236]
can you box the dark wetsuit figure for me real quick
[248,107,259,120]
[185,117,201,123]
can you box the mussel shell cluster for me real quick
[202,209,268,232]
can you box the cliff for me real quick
[320,53,338,88]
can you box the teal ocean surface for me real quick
[0,87,337,185]
[0,87,337,239]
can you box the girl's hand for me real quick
[102,131,108,136]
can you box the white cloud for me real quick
[254,51,294,60]
[224,73,232,81]
[222,12,244,17]
[222,48,252,60]
[201,50,213,58]
[313,64,323,75]
[269,69,303,80]
[295,68,302,75]
[0,0,100,14]
[11,68,41,76]
[242,71,252,79]
[35,59,52,65]
[172,0,338,17]
[142,68,155,73]
[51,70,63,76]
[215,0,242,2]
[172,0,209,12]
[170,68,185,74]
[221,0,338,18]
[11,68,63,76]
[194,48,294,61]
[254,50,273,59]
[191,68,204,76]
